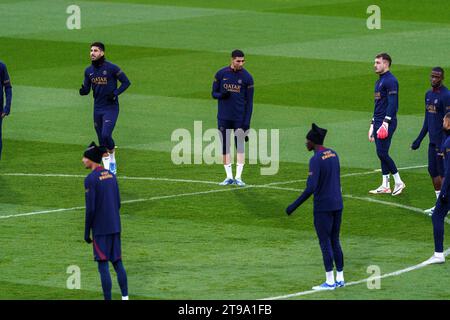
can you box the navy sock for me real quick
[113,260,128,297]
[98,261,112,300]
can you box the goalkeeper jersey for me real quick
[373,71,398,126]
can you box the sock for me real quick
[98,261,112,300]
[326,271,335,285]
[436,190,441,199]
[224,164,233,179]
[102,155,110,170]
[336,270,344,282]
[109,151,116,164]
[113,260,128,297]
[435,252,444,258]
[393,172,402,185]
[382,174,390,188]
[235,163,244,180]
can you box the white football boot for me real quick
[392,182,406,196]
[369,185,391,194]
[423,253,445,265]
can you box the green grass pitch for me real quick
[1,0,450,299]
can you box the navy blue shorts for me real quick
[217,119,245,155]
[428,143,444,178]
[93,233,122,262]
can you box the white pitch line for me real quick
[0,186,250,220]
[261,248,450,300]
[265,164,428,187]
[0,172,219,185]
[1,168,445,300]
[0,206,85,220]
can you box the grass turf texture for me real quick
[0,0,449,299]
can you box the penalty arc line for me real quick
[260,248,450,300]
[258,184,450,300]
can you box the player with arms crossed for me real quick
[368,53,406,195]
[411,67,450,215]
[79,42,131,175]
[212,50,254,186]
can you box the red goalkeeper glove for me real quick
[377,122,389,139]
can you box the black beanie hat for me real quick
[306,123,327,145]
[83,142,107,164]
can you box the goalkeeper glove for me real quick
[377,122,389,139]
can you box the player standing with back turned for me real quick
[368,53,406,196]
[286,123,345,291]
[79,42,131,175]
[82,142,129,300]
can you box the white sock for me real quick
[336,271,344,282]
[122,296,129,300]
[435,252,444,258]
[224,164,233,179]
[436,190,441,199]
[102,155,110,170]
[109,151,116,164]
[235,163,244,180]
[393,172,402,185]
[326,271,335,285]
[382,174,390,188]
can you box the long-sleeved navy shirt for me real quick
[440,135,450,198]
[0,62,12,114]
[288,147,343,213]
[80,60,130,109]
[415,86,450,147]
[84,166,121,238]
[212,66,254,127]
[373,71,398,126]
